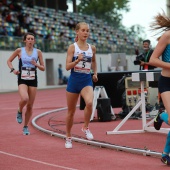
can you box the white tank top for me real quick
[73,42,93,74]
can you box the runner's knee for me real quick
[21,97,29,104]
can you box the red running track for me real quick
[0,88,169,170]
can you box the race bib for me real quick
[74,58,91,74]
[21,67,35,80]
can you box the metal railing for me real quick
[0,35,139,54]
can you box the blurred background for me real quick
[0,0,169,91]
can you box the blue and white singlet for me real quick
[66,42,94,93]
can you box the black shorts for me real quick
[18,79,38,87]
[158,75,170,93]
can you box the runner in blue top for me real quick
[150,12,170,166]
[7,32,45,135]
[65,22,98,148]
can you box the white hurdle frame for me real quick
[90,86,115,121]
[107,72,170,135]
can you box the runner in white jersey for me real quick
[66,42,93,93]
[7,32,45,135]
[73,42,93,74]
[65,22,98,149]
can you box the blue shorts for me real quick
[66,74,93,94]
[158,75,170,93]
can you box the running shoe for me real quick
[81,127,94,140]
[65,137,72,149]
[154,109,163,130]
[161,155,170,166]
[16,111,22,124]
[23,126,30,135]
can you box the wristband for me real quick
[10,68,15,73]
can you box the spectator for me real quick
[17,11,25,27]
[24,14,31,30]
[140,40,155,70]
[134,39,156,70]
[44,33,52,52]
[13,26,22,37]
[0,26,7,36]
[58,64,63,85]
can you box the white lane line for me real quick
[0,107,61,110]
[0,150,78,170]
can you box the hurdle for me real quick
[107,71,170,135]
[90,86,116,121]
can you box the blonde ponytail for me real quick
[74,35,78,42]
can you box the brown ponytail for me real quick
[23,32,35,41]
[150,11,170,34]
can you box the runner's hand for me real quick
[13,70,20,75]
[31,60,37,66]
[77,53,84,61]
[92,74,98,82]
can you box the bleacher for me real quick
[0,2,141,54]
